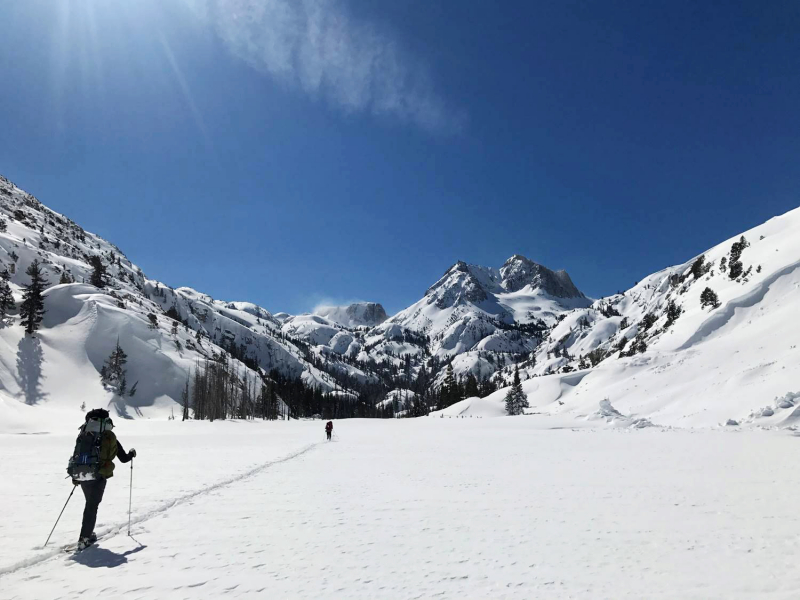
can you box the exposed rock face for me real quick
[425,255,585,311]
[500,255,585,298]
[315,302,388,328]
[345,302,388,327]
[426,262,492,309]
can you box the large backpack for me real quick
[67,409,112,483]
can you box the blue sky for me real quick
[1,1,799,315]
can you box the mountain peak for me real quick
[425,255,586,309]
[314,302,388,328]
[499,255,585,298]
[426,262,496,309]
[445,260,471,275]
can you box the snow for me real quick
[314,302,388,328]
[281,314,342,346]
[3,419,800,598]
[387,257,591,365]
[430,395,507,417]
[5,171,800,428]
[457,205,800,428]
[0,174,347,423]
[4,168,800,594]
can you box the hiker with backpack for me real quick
[325,420,333,441]
[67,408,136,550]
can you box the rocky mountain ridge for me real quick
[2,172,798,428]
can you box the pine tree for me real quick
[480,376,497,397]
[464,372,480,398]
[641,313,657,331]
[441,363,456,409]
[730,236,750,263]
[728,259,744,280]
[20,259,48,334]
[700,287,720,309]
[665,300,682,327]
[0,279,15,319]
[101,338,128,393]
[181,377,190,421]
[58,270,72,285]
[268,384,279,420]
[88,255,107,288]
[690,254,707,280]
[504,366,528,416]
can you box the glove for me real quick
[72,479,80,486]
[129,448,137,459]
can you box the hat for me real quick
[85,408,111,421]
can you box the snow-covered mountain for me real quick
[440,205,800,428]
[283,256,592,385]
[381,256,590,382]
[2,171,799,430]
[0,175,350,428]
[314,302,388,328]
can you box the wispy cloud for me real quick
[185,0,465,134]
[309,296,366,315]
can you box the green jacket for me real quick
[99,430,119,479]
[99,429,135,478]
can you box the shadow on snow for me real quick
[70,544,146,569]
[16,335,46,405]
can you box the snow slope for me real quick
[2,170,800,428]
[0,175,348,425]
[3,419,800,599]
[473,205,800,427]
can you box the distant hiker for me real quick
[67,408,136,550]
[325,421,333,441]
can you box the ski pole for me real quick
[127,458,134,536]
[44,486,76,547]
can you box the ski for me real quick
[63,537,98,553]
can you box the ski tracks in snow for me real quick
[0,441,321,580]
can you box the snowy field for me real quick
[2,418,800,599]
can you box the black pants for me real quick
[79,478,107,539]
[326,430,332,440]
